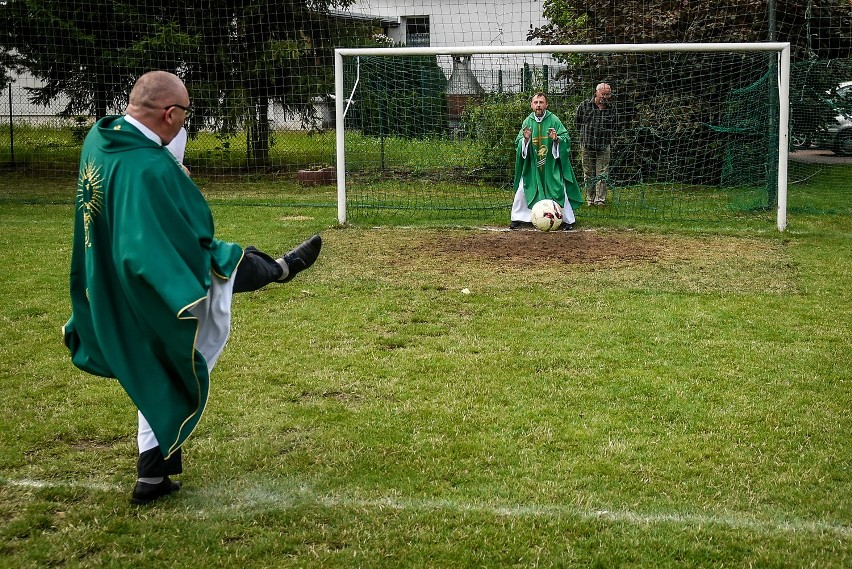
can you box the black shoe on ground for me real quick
[131,476,181,505]
[277,234,322,283]
[510,220,522,230]
[562,222,575,231]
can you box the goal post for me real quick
[335,42,791,230]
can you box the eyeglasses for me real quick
[164,104,192,117]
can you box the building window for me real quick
[406,17,430,47]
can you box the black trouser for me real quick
[232,246,285,293]
[138,246,283,477]
[138,447,182,478]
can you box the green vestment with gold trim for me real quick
[63,116,243,458]
[513,110,583,211]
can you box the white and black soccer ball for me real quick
[530,199,563,231]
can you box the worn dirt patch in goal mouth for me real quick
[331,227,794,295]
[428,229,666,267]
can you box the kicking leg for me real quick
[233,235,322,293]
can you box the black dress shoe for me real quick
[277,234,322,283]
[131,477,181,505]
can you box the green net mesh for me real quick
[1,1,850,224]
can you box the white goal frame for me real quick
[334,42,791,231]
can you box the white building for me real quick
[339,1,568,94]
[346,0,551,50]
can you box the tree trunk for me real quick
[94,85,108,119]
[248,97,270,167]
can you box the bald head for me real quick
[126,71,190,145]
[128,71,186,111]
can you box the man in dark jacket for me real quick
[575,83,617,207]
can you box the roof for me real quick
[326,9,399,27]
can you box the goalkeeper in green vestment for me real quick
[62,71,322,505]
[511,92,583,230]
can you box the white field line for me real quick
[4,477,849,539]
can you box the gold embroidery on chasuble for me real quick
[77,160,104,248]
[533,123,547,169]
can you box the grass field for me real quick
[0,170,849,567]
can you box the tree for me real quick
[525,1,852,188]
[0,0,361,167]
[529,1,851,59]
[0,1,161,117]
[179,0,362,166]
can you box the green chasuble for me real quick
[513,110,583,211]
[63,116,243,458]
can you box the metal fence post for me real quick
[8,83,14,165]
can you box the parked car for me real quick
[791,81,852,156]
[815,81,852,156]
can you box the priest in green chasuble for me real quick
[511,92,583,229]
[63,71,322,505]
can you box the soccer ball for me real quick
[530,199,563,231]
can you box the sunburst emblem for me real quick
[76,160,104,248]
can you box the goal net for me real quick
[334,43,791,230]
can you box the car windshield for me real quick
[838,86,851,103]
[826,83,852,119]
